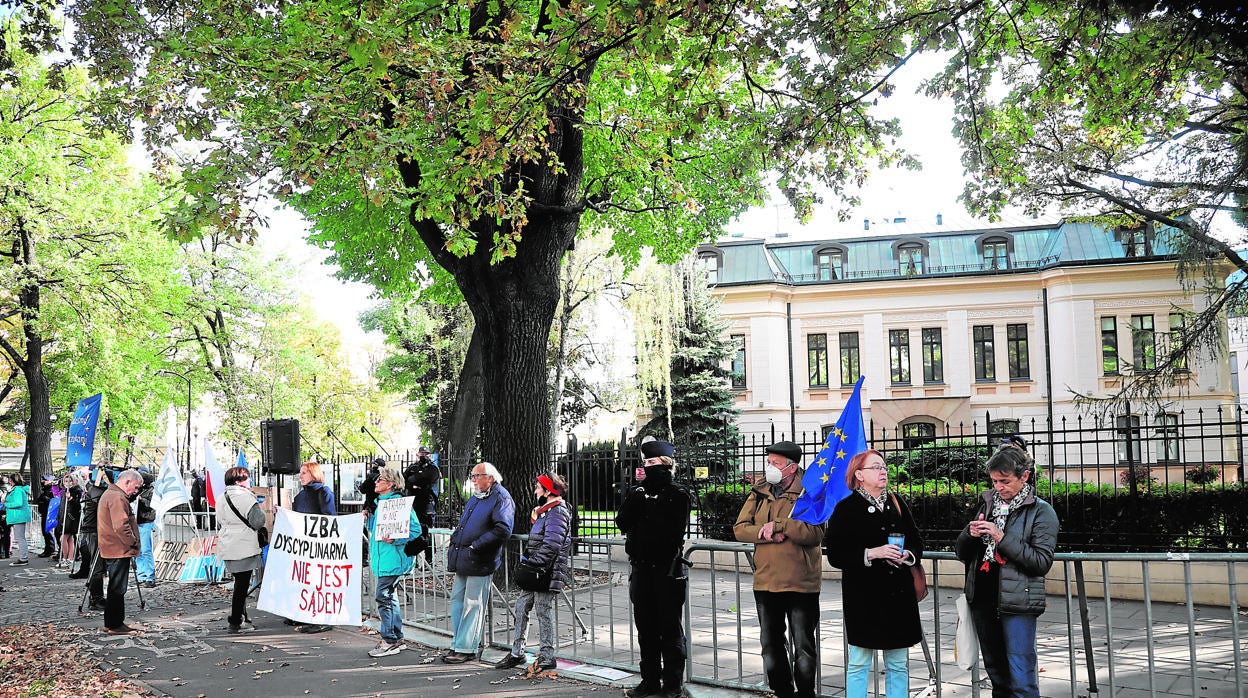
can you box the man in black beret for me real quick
[735,440,825,698]
[616,438,690,698]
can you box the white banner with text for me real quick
[257,509,363,625]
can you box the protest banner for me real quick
[257,509,363,625]
[374,496,414,540]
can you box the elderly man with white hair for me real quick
[442,461,515,663]
[98,469,145,635]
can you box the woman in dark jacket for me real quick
[289,461,337,633]
[825,450,925,697]
[57,472,84,568]
[495,473,573,672]
[955,444,1059,698]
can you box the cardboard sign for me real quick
[374,496,414,540]
[257,510,363,626]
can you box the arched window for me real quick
[892,238,928,276]
[975,232,1014,270]
[696,246,722,284]
[901,421,937,449]
[813,245,846,281]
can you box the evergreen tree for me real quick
[640,261,739,450]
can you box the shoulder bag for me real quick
[515,558,553,591]
[226,492,269,548]
[889,492,928,602]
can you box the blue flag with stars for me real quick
[792,376,867,525]
[65,394,103,467]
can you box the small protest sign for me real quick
[257,510,363,625]
[374,496,414,540]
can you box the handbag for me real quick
[889,492,928,602]
[514,558,554,592]
[225,492,269,548]
[955,593,979,670]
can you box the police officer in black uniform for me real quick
[403,446,441,566]
[615,439,691,698]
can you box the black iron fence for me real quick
[310,406,1247,552]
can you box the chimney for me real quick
[936,212,943,226]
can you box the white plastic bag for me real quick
[955,593,979,671]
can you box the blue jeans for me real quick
[375,575,403,644]
[971,604,1039,698]
[136,523,155,582]
[847,645,909,697]
[754,591,819,698]
[510,589,556,662]
[450,573,492,653]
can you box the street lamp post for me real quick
[157,369,192,474]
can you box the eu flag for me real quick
[791,376,867,525]
[66,394,103,467]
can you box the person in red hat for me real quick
[495,472,572,672]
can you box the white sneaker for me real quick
[368,641,404,658]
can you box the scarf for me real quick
[530,496,563,524]
[856,487,887,513]
[979,483,1033,569]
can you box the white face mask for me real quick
[764,464,784,484]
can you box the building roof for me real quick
[706,219,1183,286]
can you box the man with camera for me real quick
[616,438,691,698]
[403,446,440,566]
[135,468,157,588]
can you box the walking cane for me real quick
[132,557,146,611]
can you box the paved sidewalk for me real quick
[1,551,754,698]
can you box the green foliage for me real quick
[698,482,752,541]
[904,481,1248,552]
[637,260,739,447]
[1185,463,1221,485]
[884,440,992,485]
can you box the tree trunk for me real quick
[16,217,50,499]
[548,253,575,451]
[446,324,485,469]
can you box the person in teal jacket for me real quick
[4,474,32,565]
[366,466,422,659]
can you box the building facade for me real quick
[702,218,1238,482]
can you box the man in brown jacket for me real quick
[98,470,144,635]
[734,441,825,698]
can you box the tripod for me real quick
[77,539,103,614]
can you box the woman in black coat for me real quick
[825,449,925,698]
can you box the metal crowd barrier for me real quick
[381,536,1247,697]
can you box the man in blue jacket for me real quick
[443,461,514,663]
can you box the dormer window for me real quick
[696,246,723,284]
[814,245,845,281]
[896,242,925,276]
[975,232,1014,270]
[1117,224,1153,257]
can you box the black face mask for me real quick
[536,495,549,505]
[642,465,672,489]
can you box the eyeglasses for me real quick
[862,466,889,472]
[468,473,488,479]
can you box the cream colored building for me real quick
[701,218,1239,482]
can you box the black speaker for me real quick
[261,419,301,475]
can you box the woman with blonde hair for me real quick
[366,465,421,658]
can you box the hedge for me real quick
[697,482,1247,552]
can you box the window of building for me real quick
[889,329,911,384]
[1116,414,1142,464]
[839,332,861,387]
[902,422,937,449]
[1101,316,1119,375]
[922,328,943,383]
[1117,225,1153,257]
[696,248,722,284]
[1156,413,1180,463]
[807,333,828,388]
[898,244,924,276]
[982,237,1009,269]
[730,334,746,389]
[1131,314,1156,372]
[1168,312,1187,371]
[814,246,845,281]
[1007,324,1030,379]
[973,325,996,381]
[1232,351,1240,396]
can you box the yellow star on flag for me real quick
[836,449,846,460]
[821,473,829,483]
[817,456,827,466]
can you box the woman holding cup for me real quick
[825,450,925,697]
